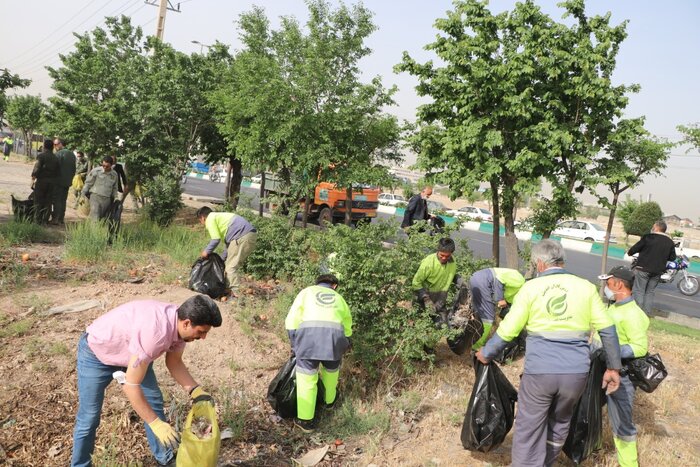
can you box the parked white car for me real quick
[378,193,406,206]
[446,206,493,222]
[553,220,617,243]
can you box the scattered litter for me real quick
[190,416,213,439]
[43,299,102,316]
[292,445,329,466]
[125,277,145,284]
[220,427,234,440]
[269,414,283,424]
[47,443,62,458]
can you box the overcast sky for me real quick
[3,0,700,220]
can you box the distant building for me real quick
[680,218,695,228]
[663,215,681,225]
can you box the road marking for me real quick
[656,292,699,304]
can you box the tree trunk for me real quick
[226,157,243,211]
[502,193,519,269]
[599,191,620,295]
[490,179,500,266]
[259,172,265,217]
[301,190,312,228]
[345,186,353,226]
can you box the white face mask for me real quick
[604,285,616,301]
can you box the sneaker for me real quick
[294,418,316,433]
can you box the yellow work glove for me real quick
[190,386,210,401]
[148,418,179,449]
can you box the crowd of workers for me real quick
[1,144,665,466]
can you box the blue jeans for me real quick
[71,333,173,466]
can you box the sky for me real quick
[2,0,700,220]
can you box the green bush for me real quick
[242,214,491,376]
[616,198,640,225]
[623,201,662,237]
[143,174,183,226]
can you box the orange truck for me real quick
[263,174,380,225]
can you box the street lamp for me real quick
[191,40,212,53]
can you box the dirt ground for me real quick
[1,156,700,466]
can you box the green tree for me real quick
[47,16,146,158]
[526,0,637,240]
[616,196,639,227]
[397,0,635,267]
[594,118,671,275]
[0,69,31,127]
[212,1,400,227]
[678,123,700,151]
[6,95,46,157]
[623,201,662,237]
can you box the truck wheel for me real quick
[318,207,332,228]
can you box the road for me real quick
[183,177,700,319]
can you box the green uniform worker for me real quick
[477,240,622,467]
[3,136,13,160]
[197,206,257,293]
[412,237,464,325]
[599,266,649,467]
[82,156,118,220]
[469,267,525,349]
[285,274,352,432]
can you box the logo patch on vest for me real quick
[546,293,568,316]
[315,291,336,306]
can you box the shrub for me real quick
[242,214,491,376]
[616,198,640,225]
[623,201,663,237]
[671,230,684,238]
[143,174,183,226]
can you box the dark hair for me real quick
[177,295,222,327]
[437,237,456,253]
[654,220,667,233]
[101,155,113,165]
[77,151,84,157]
[316,274,339,286]
[43,139,54,151]
[196,206,213,219]
[617,278,633,290]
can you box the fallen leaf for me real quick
[292,445,329,466]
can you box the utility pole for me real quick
[145,0,181,40]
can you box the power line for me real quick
[3,0,102,64]
[10,0,143,73]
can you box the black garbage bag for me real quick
[461,361,518,452]
[11,193,35,222]
[447,285,484,355]
[624,353,667,393]
[493,331,527,365]
[266,355,326,419]
[189,253,228,299]
[563,349,606,464]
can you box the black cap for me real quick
[598,265,635,283]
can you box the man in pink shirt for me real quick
[71,295,222,467]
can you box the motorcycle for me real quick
[631,247,699,296]
[209,170,221,183]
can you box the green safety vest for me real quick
[492,267,525,303]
